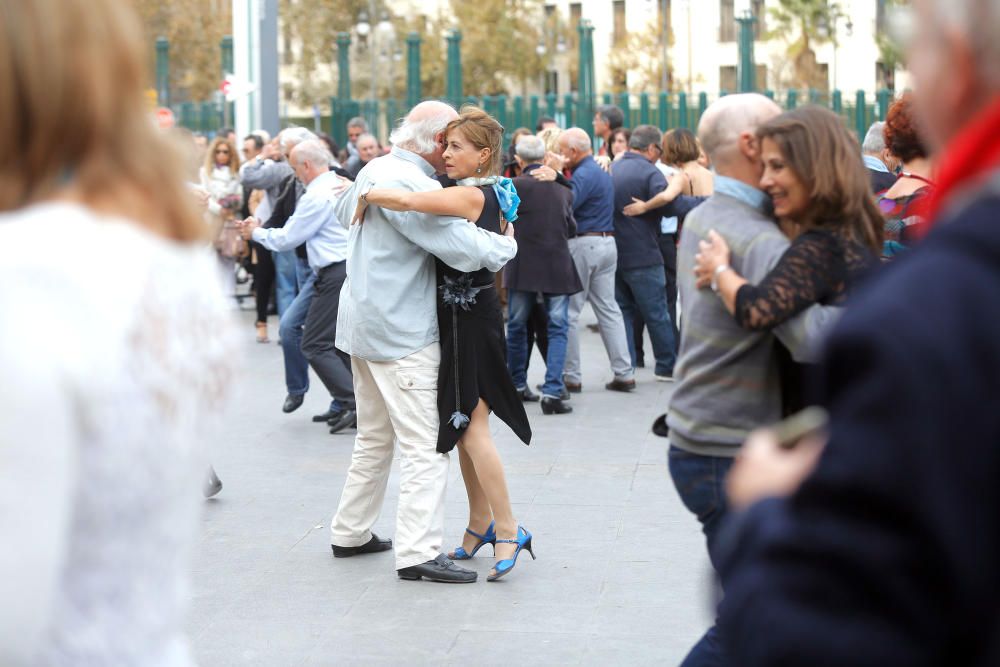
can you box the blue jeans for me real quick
[506,290,570,398]
[278,267,316,396]
[615,264,676,376]
[274,250,309,318]
[668,446,735,667]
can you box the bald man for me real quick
[665,93,836,666]
[329,101,518,584]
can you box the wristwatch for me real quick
[710,264,731,293]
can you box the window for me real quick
[876,61,895,90]
[613,1,627,47]
[876,0,888,34]
[720,65,737,93]
[545,70,559,95]
[282,21,293,65]
[545,4,555,19]
[720,0,736,42]
[752,0,766,39]
[570,2,582,29]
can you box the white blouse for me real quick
[0,202,236,666]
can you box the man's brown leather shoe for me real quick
[605,378,636,392]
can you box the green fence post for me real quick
[764,89,775,100]
[406,32,422,109]
[736,12,757,92]
[446,30,463,109]
[545,92,557,120]
[201,101,215,133]
[787,89,798,109]
[529,95,540,129]
[497,95,508,139]
[832,89,843,114]
[678,91,688,131]
[155,37,170,107]
[876,88,891,120]
[658,92,668,129]
[602,93,612,106]
[808,88,820,105]
[639,92,650,126]
[563,93,575,128]
[617,92,630,127]
[577,20,595,134]
[513,96,524,131]
[855,90,867,141]
[334,33,352,147]
[697,92,708,124]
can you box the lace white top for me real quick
[0,202,235,666]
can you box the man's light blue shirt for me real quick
[713,174,770,212]
[333,147,518,361]
[863,154,890,173]
[251,169,348,270]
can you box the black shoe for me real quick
[540,396,573,414]
[329,409,358,434]
[331,533,393,558]
[282,394,304,413]
[605,378,637,392]
[563,378,582,393]
[537,384,570,401]
[397,554,477,583]
[517,386,540,402]
[313,407,344,422]
[202,466,223,498]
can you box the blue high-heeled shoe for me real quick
[487,525,536,581]
[449,521,496,560]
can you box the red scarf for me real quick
[926,94,1000,222]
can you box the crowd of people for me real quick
[5,0,1000,664]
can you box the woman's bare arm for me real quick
[364,185,486,222]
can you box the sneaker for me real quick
[654,374,675,382]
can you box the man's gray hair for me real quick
[926,0,1000,90]
[347,116,369,131]
[697,93,781,165]
[291,139,334,168]
[629,125,663,151]
[279,127,318,152]
[388,107,454,154]
[862,121,886,154]
[514,134,546,162]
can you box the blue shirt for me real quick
[863,154,890,173]
[713,174,770,212]
[568,155,615,234]
[252,169,349,271]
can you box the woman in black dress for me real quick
[693,106,883,412]
[353,107,534,581]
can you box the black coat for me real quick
[868,167,897,194]
[504,164,583,295]
[717,180,1000,666]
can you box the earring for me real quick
[476,165,482,174]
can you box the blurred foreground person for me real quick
[719,1,1000,664]
[0,1,235,665]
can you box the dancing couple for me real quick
[329,102,534,583]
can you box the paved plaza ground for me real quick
[189,304,714,665]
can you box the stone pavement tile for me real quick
[581,634,682,665]
[304,628,460,665]
[532,473,634,507]
[456,600,596,635]
[446,630,587,665]
[338,596,470,632]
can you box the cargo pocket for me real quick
[396,367,438,391]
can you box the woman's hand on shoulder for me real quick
[693,229,732,289]
[622,197,649,217]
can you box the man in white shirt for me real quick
[240,140,357,432]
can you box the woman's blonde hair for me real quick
[445,106,505,176]
[757,106,883,253]
[537,127,563,153]
[0,0,204,242]
[204,136,241,177]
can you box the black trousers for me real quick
[251,241,275,323]
[301,261,355,408]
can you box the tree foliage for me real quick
[131,0,232,102]
[766,0,845,89]
[606,18,674,94]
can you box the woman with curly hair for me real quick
[878,93,936,258]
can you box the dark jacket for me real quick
[265,166,350,261]
[611,152,704,271]
[504,164,583,295]
[869,167,897,194]
[717,177,1000,666]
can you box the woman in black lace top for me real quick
[694,107,883,332]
